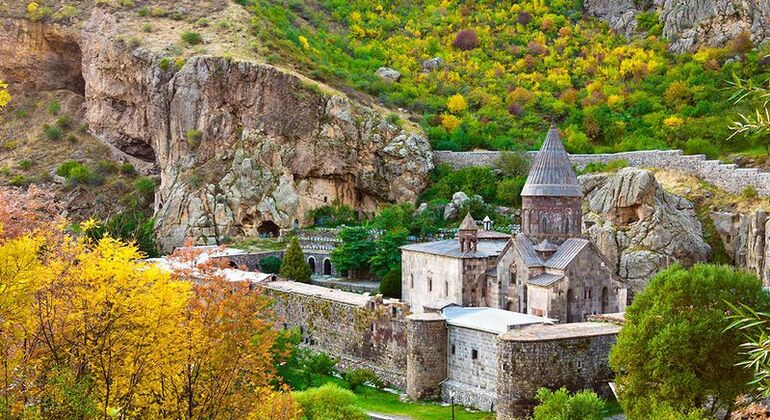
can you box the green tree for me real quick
[369,228,408,278]
[494,150,531,178]
[280,237,312,283]
[330,227,375,278]
[610,264,770,418]
[259,256,282,274]
[532,387,605,420]
[292,384,366,420]
[379,269,402,299]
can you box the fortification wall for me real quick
[443,325,499,411]
[434,150,770,198]
[496,322,620,419]
[259,281,409,389]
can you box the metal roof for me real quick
[534,239,558,252]
[527,272,564,287]
[514,234,544,267]
[477,230,510,240]
[401,239,507,259]
[521,128,583,197]
[442,306,551,334]
[459,213,478,230]
[544,238,589,269]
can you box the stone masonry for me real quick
[406,313,447,400]
[434,149,770,198]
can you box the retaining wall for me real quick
[434,150,770,197]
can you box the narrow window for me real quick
[588,288,592,299]
[471,349,478,360]
[451,345,456,355]
[444,281,449,297]
[410,274,414,288]
[428,277,432,292]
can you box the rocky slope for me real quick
[585,0,770,52]
[2,7,434,251]
[711,210,770,284]
[581,168,711,293]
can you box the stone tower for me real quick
[406,313,447,400]
[521,127,582,243]
[458,213,478,252]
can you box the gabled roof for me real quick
[401,239,506,259]
[534,239,558,252]
[459,213,478,230]
[514,234,544,267]
[521,127,582,197]
[527,273,564,287]
[478,230,510,240]
[544,238,590,269]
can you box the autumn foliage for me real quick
[0,187,299,418]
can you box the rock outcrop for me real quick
[581,168,711,293]
[584,0,770,53]
[711,209,770,284]
[8,9,433,251]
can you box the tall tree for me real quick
[280,237,312,283]
[369,228,408,279]
[610,264,770,418]
[330,227,376,278]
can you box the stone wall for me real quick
[443,325,499,411]
[434,150,770,198]
[406,313,447,400]
[259,280,409,388]
[496,322,620,419]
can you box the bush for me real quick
[119,163,137,177]
[533,387,606,420]
[47,100,61,115]
[134,177,156,198]
[55,115,73,130]
[308,202,359,228]
[181,31,203,45]
[186,129,203,147]
[43,124,63,141]
[682,138,719,159]
[496,176,527,207]
[259,256,282,274]
[56,161,99,186]
[741,185,759,200]
[292,384,366,420]
[452,29,479,50]
[379,269,401,299]
[494,150,531,178]
[18,159,33,170]
[343,369,384,392]
[96,160,119,175]
[280,237,312,283]
[56,160,82,178]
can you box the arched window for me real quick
[540,214,548,233]
[308,257,316,273]
[601,287,609,313]
[323,259,332,275]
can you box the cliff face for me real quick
[5,9,434,251]
[711,210,770,285]
[585,0,770,52]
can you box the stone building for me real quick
[402,127,626,322]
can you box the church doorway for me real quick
[566,289,574,323]
[601,287,609,313]
[308,257,316,274]
[323,259,332,275]
[257,220,280,237]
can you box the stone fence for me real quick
[434,150,770,198]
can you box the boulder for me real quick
[375,67,401,83]
[581,168,711,294]
[442,192,484,221]
[421,57,444,72]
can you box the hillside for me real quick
[246,0,770,158]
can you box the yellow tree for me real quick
[0,80,9,112]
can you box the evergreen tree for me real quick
[280,237,312,283]
[379,269,402,299]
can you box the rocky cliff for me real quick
[711,209,770,284]
[585,0,770,52]
[581,168,711,293]
[3,8,434,251]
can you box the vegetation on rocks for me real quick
[246,0,770,156]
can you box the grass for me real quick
[311,375,493,420]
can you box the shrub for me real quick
[385,113,401,126]
[292,384,366,420]
[18,159,33,170]
[533,387,606,420]
[56,161,99,186]
[496,176,527,206]
[280,237,312,283]
[134,177,156,198]
[664,81,693,109]
[308,202,359,228]
[517,11,531,25]
[56,160,81,178]
[181,31,203,45]
[741,185,759,200]
[379,268,402,299]
[43,124,63,141]
[119,163,137,176]
[55,115,73,130]
[47,100,61,115]
[343,369,384,392]
[10,175,28,187]
[682,138,719,159]
[259,256,282,274]
[159,57,172,71]
[186,129,203,147]
[731,31,754,55]
[495,150,531,178]
[452,29,479,51]
[446,94,467,113]
[148,6,166,17]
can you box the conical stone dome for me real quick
[521,128,582,197]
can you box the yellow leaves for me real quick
[80,217,99,232]
[298,35,310,50]
[0,80,9,112]
[441,114,461,131]
[664,115,685,127]
[446,93,467,113]
[607,94,625,109]
[349,11,362,22]
[26,2,38,13]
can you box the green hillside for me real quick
[245,0,769,157]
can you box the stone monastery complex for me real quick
[159,129,628,418]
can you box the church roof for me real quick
[543,238,590,269]
[521,127,582,197]
[477,230,510,240]
[401,239,506,259]
[527,273,564,287]
[514,234,544,267]
[459,213,478,230]
[534,239,558,252]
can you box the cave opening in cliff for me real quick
[257,220,280,238]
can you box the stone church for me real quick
[402,127,626,322]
